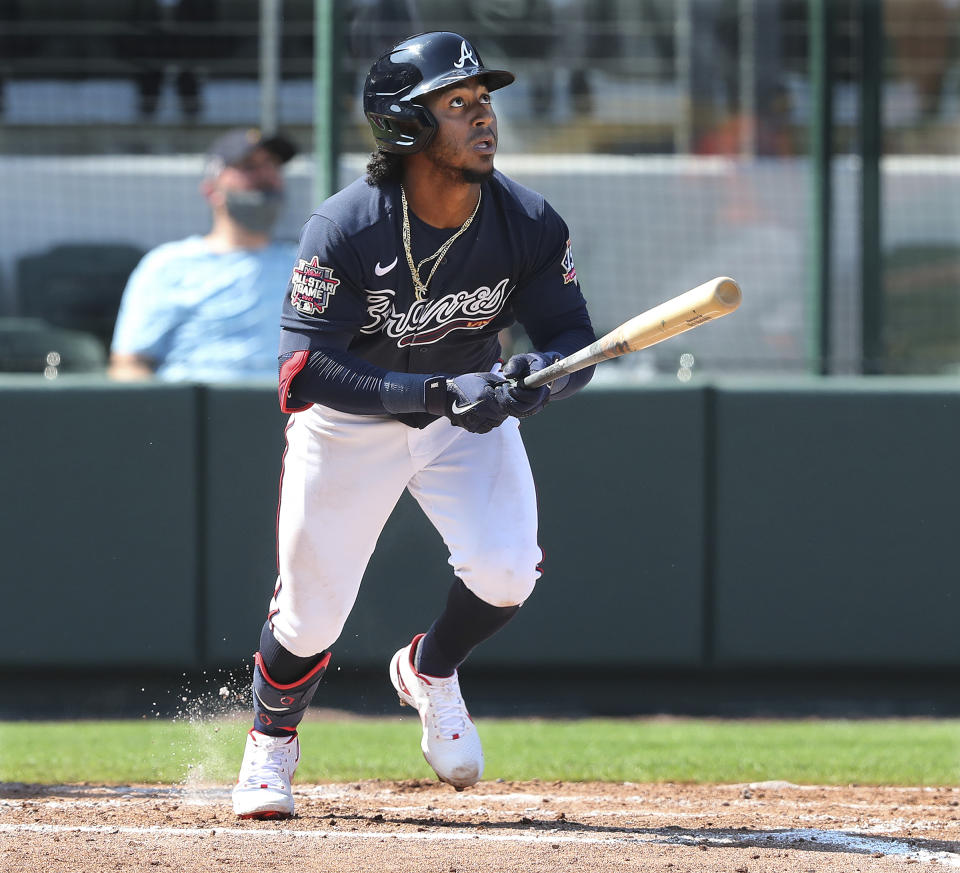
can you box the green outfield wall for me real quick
[711,379,960,668]
[1,377,957,672]
[0,380,199,668]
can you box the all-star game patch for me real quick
[561,238,577,285]
[290,256,340,317]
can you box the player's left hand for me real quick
[444,372,512,434]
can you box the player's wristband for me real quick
[380,372,448,415]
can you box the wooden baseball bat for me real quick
[521,276,742,389]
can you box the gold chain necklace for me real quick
[400,185,481,300]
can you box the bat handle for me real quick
[511,372,562,391]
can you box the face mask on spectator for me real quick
[224,188,285,233]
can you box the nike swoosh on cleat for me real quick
[396,661,410,697]
[450,398,483,415]
[374,256,398,276]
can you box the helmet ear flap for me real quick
[369,102,437,154]
[409,102,437,151]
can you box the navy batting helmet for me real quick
[363,31,515,154]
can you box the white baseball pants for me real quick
[269,405,542,658]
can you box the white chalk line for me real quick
[757,829,960,868]
[2,795,951,835]
[2,799,949,840]
[0,821,957,865]
[8,782,956,808]
[0,822,642,847]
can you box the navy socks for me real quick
[415,579,520,677]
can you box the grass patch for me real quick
[1,716,958,786]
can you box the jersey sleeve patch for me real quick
[290,256,341,317]
[561,238,578,285]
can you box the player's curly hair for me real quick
[365,149,403,187]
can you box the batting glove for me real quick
[443,372,511,434]
[499,351,564,418]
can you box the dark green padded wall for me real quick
[202,384,288,666]
[4,378,957,674]
[492,387,707,669]
[0,379,198,667]
[711,379,960,667]
[202,385,707,670]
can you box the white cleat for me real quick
[232,729,299,819]
[389,633,484,790]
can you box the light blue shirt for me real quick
[111,235,296,381]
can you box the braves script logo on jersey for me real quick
[362,277,511,346]
[291,256,340,316]
[561,238,578,285]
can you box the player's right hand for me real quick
[444,372,511,434]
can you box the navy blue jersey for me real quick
[281,171,589,369]
[277,171,594,425]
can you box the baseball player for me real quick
[232,31,597,819]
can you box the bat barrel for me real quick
[520,276,742,390]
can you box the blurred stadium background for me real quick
[0,0,957,377]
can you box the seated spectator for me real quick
[110,128,298,381]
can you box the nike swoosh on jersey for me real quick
[451,398,484,415]
[374,256,398,276]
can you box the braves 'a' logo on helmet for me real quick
[453,40,477,69]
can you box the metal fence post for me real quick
[808,0,833,374]
[674,0,693,155]
[314,0,340,205]
[860,0,883,373]
[259,0,281,134]
[737,0,756,158]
